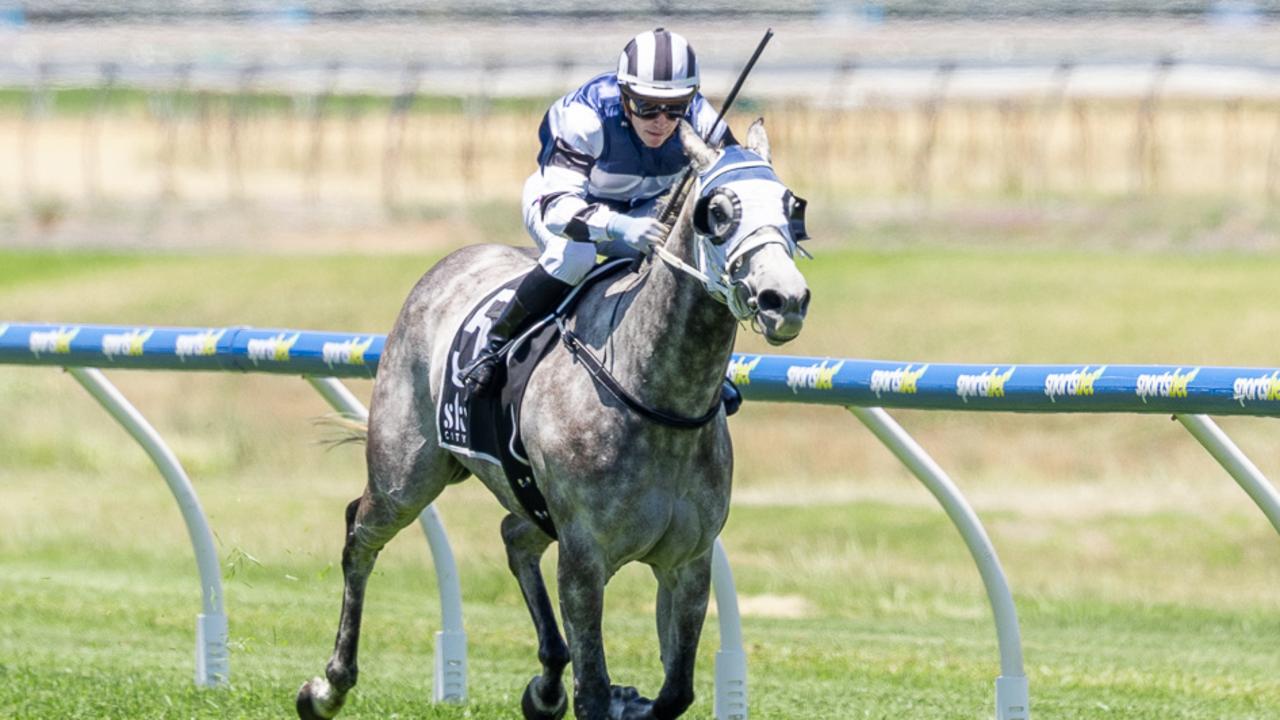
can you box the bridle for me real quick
[653,149,806,327]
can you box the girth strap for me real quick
[559,324,722,430]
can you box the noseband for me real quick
[653,240,759,322]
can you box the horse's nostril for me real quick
[757,290,784,313]
[800,289,811,314]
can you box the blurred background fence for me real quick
[2,2,1280,247]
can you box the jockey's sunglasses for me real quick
[623,93,689,121]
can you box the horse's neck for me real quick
[602,238,736,417]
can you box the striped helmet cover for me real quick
[616,27,699,100]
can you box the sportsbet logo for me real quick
[176,329,225,359]
[869,364,927,398]
[786,359,845,393]
[102,328,153,359]
[323,337,375,367]
[247,333,300,364]
[1233,371,1280,405]
[1043,366,1106,402]
[956,367,1015,402]
[1135,367,1199,402]
[727,356,761,386]
[29,327,79,356]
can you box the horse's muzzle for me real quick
[755,287,810,345]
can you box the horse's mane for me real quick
[655,170,696,229]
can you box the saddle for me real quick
[437,258,634,539]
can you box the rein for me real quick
[654,243,757,322]
[653,244,713,285]
[556,316,722,430]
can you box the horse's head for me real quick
[669,119,811,346]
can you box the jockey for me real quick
[465,27,735,394]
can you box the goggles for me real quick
[622,91,690,121]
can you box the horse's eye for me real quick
[705,188,741,245]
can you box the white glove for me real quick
[605,214,667,253]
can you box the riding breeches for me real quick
[521,172,648,286]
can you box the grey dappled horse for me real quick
[297,119,810,720]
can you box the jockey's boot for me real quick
[464,265,573,397]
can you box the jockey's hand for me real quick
[606,214,667,253]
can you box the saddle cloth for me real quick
[436,257,635,539]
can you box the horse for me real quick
[297,118,811,720]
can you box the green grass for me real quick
[1,501,1277,719]
[2,246,1280,718]
[4,244,1280,363]
[0,250,149,291]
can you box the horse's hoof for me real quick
[296,677,345,720]
[608,685,655,720]
[521,676,568,720]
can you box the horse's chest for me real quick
[520,345,733,567]
[613,451,730,568]
[639,496,724,568]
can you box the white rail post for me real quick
[1176,414,1280,536]
[305,376,468,702]
[419,506,467,702]
[849,406,1029,720]
[711,538,748,720]
[66,367,229,687]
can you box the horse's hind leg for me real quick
[297,436,466,720]
[501,513,570,720]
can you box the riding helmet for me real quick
[616,28,700,101]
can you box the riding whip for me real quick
[658,28,774,228]
[706,28,774,148]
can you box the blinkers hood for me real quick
[692,145,809,263]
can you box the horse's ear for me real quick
[745,118,771,163]
[679,120,718,174]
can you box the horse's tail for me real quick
[313,413,369,448]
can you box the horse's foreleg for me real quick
[501,513,570,720]
[649,553,714,719]
[655,578,675,669]
[556,532,612,720]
